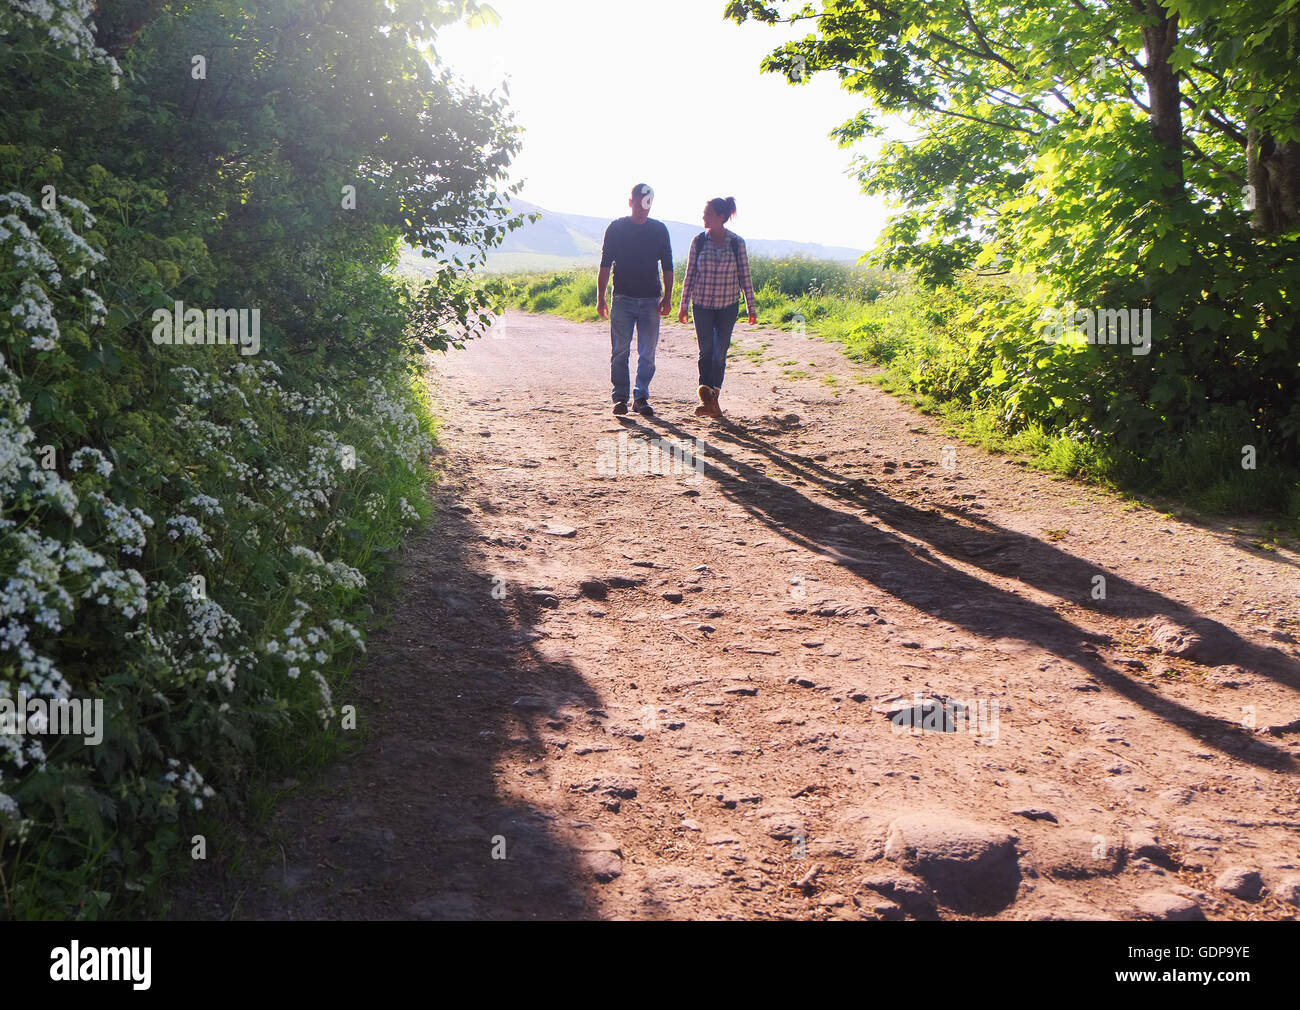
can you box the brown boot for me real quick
[694,384,715,417]
[707,386,725,418]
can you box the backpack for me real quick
[693,230,739,272]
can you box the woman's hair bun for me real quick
[707,196,738,222]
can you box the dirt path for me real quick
[184,311,1300,920]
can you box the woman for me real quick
[677,196,757,419]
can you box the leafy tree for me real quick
[726,0,1299,459]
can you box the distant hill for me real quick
[401,199,866,275]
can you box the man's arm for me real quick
[598,224,615,319]
[597,265,612,319]
[660,224,670,314]
[658,269,674,316]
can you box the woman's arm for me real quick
[678,235,697,321]
[735,237,757,322]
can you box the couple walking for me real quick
[597,182,757,420]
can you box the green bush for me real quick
[1,0,517,918]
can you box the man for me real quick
[597,183,673,416]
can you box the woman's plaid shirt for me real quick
[680,230,757,313]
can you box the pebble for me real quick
[1214,866,1264,901]
[716,791,763,809]
[1273,875,1300,906]
[573,832,623,883]
[1134,892,1205,921]
[1012,808,1059,823]
[883,813,1021,914]
[860,870,937,917]
[1126,830,1172,866]
[1147,620,1203,659]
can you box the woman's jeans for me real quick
[693,301,739,389]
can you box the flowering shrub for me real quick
[1,0,517,917]
[1,325,437,915]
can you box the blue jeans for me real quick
[693,302,739,389]
[610,294,661,403]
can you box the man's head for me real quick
[628,183,654,222]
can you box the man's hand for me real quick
[748,313,758,325]
[596,266,611,319]
[659,295,672,316]
[678,307,689,325]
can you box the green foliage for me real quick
[503,269,603,321]
[726,0,1300,464]
[746,257,887,301]
[1,0,515,917]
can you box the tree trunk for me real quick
[1248,120,1300,234]
[1137,2,1184,200]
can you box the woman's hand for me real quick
[748,313,757,326]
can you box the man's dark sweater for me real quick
[601,217,673,298]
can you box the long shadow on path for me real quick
[641,415,1296,772]
[712,422,1300,682]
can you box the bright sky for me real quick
[434,0,895,251]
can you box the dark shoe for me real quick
[613,400,628,415]
[633,398,654,416]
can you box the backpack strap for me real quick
[695,230,738,270]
